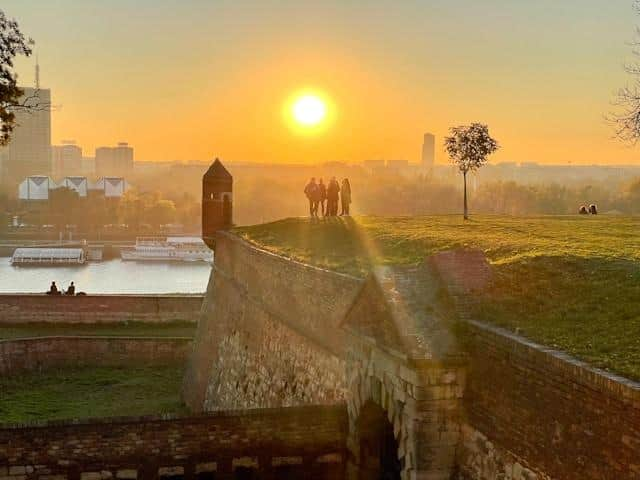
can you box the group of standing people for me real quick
[304,177,351,218]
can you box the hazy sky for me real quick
[4,0,640,164]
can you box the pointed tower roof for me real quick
[204,158,232,179]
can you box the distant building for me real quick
[57,176,89,197]
[95,142,134,176]
[363,159,386,175]
[52,141,82,177]
[81,156,95,176]
[90,177,130,198]
[17,176,55,201]
[422,133,435,171]
[386,159,409,171]
[0,87,52,186]
[18,175,130,201]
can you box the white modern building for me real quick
[89,177,130,197]
[18,175,130,200]
[17,175,55,201]
[57,176,89,197]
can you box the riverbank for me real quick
[0,258,212,294]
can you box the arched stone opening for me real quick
[356,400,402,480]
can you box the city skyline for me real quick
[3,1,640,165]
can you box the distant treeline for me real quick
[2,171,640,232]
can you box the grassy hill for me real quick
[236,215,640,380]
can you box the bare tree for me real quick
[0,9,49,147]
[444,123,499,220]
[611,2,640,143]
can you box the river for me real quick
[0,257,212,294]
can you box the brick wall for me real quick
[183,232,363,411]
[458,320,640,480]
[0,337,191,376]
[0,295,203,324]
[0,405,347,480]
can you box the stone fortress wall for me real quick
[458,320,640,480]
[183,232,640,480]
[1,228,639,479]
[182,231,363,412]
[0,336,191,376]
[0,294,203,324]
[0,405,347,480]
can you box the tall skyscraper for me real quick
[0,87,52,187]
[422,133,435,171]
[52,140,82,177]
[95,142,134,176]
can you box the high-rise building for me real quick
[0,87,52,187]
[52,140,82,177]
[422,133,435,171]
[95,142,134,176]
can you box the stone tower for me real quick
[202,158,232,249]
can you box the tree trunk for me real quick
[463,170,468,220]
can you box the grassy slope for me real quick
[0,365,187,424]
[0,365,185,423]
[0,321,197,340]
[236,215,640,379]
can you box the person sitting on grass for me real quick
[46,281,60,295]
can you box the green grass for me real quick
[236,215,640,380]
[0,321,197,340]
[0,365,188,424]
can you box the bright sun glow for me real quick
[292,94,327,126]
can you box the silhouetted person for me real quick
[340,178,352,215]
[318,178,327,216]
[579,205,588,215]
[46,281,59,295]
[327,177,340,216]
[589,204,598,215]
[304,178,319,217]
[66,281,75,296]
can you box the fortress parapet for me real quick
[202,158,233,250]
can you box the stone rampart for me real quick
[182,232,363,411]
[0,405,347,480]
[458,319,640,480]
[183,234,640,479]
[0,337,191,376]
[0,294,203,324]
[429,250,640,480]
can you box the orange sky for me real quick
[5,0,640,165]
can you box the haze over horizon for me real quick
[4,0,640,166]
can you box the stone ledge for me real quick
[464,319,640,404]
[0,403,347,431]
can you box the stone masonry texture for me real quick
[0,405,348,480]
[0,337,191,376]
[458,320,640,480]
[182,231,363,411]
[0,295,203,324]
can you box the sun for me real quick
[291,94,327,127]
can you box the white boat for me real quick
[11,247,86,266]
[120,236,213,263]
